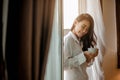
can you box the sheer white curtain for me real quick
[85,0,106,80]
[45,0,62,80]
[78,0,87,14]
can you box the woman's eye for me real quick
[82,25,86,28]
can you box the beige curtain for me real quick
[0,0,5,80]
[116,0,120,68]
[45,0,62,80]
[5,0,55,80]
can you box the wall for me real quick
[102,0,120,80]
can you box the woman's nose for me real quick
[82,29,87,33]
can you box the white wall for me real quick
[102,0,120,80]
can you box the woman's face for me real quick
[74,20,90,38]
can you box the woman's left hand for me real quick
[93,48,99,57]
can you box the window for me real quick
[63,0,78,29]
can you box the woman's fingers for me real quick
[94,49,99,57]
[84,51,94,63]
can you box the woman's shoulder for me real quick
[64,32,74,43]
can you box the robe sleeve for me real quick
[64,37,86,70]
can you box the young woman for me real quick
[64,13,98,80]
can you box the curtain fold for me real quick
[86,0,106,80]
[18,0,33,80]
[0,0,4,80]
[45,0,62,79]
[6,0,25,79]
[115,0,120,68]
[5,0,55,80]
[78,0,87,14]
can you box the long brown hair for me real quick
[71,13,97,51]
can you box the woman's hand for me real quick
[84,51,94,63]
[93,48,99,57]
[84,49,99,63]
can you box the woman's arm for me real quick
[64,38,87,70]
[64,52,87,70]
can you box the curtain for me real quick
[5,0,55,80]
[0,0,4,80]
[2,0,9,80]
[78,0,87,14]
[45,0,62,80]
[116,0,120,68]
[86,0,106,80]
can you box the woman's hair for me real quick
[71,13,97,51]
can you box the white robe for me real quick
[64,31,88,80]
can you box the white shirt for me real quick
[64,31,88,80]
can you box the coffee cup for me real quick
[88,48,97,54]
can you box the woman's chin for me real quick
[78,34,84,38]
